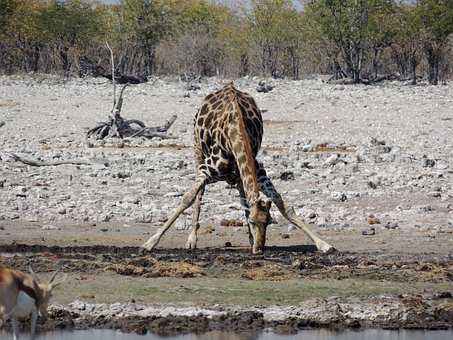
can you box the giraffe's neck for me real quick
[227,93,260,205]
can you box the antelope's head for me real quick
[29,265,67,318]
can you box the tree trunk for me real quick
[352,69,361,83]
[426,46,440,85]
[59,46,70,76]
[410,53,417,85]
[240,54,249,76]
[144,44,155,77]
[342,45,362,83]
[288,47,300,80]
[372,48,381,80]
[31,44,40,73]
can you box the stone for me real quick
[41,225,60,230]
[325,154,339,166]
[362,227,376,236]
[256,81,274,93]
[331,192,347,202]
[367,214,381,225]
[122,195,140,204]
[279,171,295,181]
[385,222,399,230]
[99,213,113,222]
[422,158,436,168]
[302,144,312,152]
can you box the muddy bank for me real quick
[1,243,452,283]
[3,295,443,335]
[1,244,452,334]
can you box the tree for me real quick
[248,0,302,78]
[0,0,16,32]
[118,0,174,76]
[0,0,46,72]
[218,10,251,76]
[416,0,453,84]
[279,7,305,79]
[367,0,397,79]
[304,0,396,83]
[39,0,105,75]
[392,3,423,84]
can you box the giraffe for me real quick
[142,82,334,254]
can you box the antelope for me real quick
[0,265,67,340]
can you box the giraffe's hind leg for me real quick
[186,186,205,249]
[256,162,335,253]
[236,182,254,247]
[142,175,207,251]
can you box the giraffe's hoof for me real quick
[251,247,264,255]
[185,236,198,250]
[317,242,336,254]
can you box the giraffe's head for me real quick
[249,199,272,254]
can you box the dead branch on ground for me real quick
[86,42,177,141]
[1,152,92,167]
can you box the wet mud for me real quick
[1,243,452,283]
[0,244,452,335]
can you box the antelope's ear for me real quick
[29,265,40,283]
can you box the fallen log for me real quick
[86,42,177,141]
[1,152,91,167]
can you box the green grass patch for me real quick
[52,273,451,306]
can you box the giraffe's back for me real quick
[193,84,263,183]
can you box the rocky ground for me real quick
[0,74,452,334]
[0,74,452,233]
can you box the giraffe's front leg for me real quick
[236,182,254,247]
[256,163,335,253]
[186,187,205,249]
[142,175,207,251]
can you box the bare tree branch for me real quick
[1,152,91,167]
[106,41,116,111]
[86,44,177,142]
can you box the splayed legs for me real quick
[256,163,335,253]
[237,182,254,247]
[142,175,207,251]
[185,187,205,249]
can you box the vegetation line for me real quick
[0,1,452,84]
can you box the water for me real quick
[1,329,452,340]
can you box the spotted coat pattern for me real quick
[193,82,266,204]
